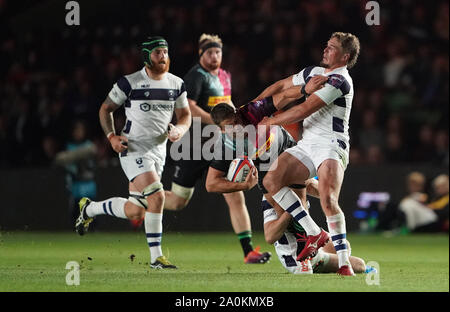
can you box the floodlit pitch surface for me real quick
[0,232,448,292]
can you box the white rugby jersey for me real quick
[292,65,353,147]
[108,67,188,155]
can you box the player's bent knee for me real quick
[142,181,165,205]
[125,200,145,220]
[129,191,148,209]
[263,172,280,194]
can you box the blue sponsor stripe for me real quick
[261,200,272,212]
[117,77,132,95]
[123,120,132,134]
[130,89,180,101]
[177,82,186,98]
[277,234,289,245]
[332,117,344,133]
[327,74,350,95]
[337,139,347,150]
[286,201,300,214]
[334,97,346,108]
[331,233,346,241]
[334,243,347,251]
[282,255,297,267]
[146,233,162,238]
[302,66,314,83]
[294,210,307,221]
[103,203,108,215]
[148,242,161,247]
[108,201,116,217]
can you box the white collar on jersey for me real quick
[140,66,167,82]
[324,65,348,74]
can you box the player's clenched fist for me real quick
[305,75,328,95]
[167,123,188,142]
[108,134,128,153]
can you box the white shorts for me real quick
[119,150,165,181]
[285,138,349,179]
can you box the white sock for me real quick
[272,187,321,236]
[85,198,128,219]
[326,212,351,268]
[145,212,163,263]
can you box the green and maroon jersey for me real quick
[184,63,232,114]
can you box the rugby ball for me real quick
[226,158,254,183]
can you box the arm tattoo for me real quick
[99,96,119,136]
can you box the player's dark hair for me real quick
[331,32,360,68]
[211,103,235,125]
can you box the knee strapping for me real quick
[142,181,164,198]
[129,191,148,209]
[171,182,194,201]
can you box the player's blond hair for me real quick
[199,33,222,46]
[198,33,223,56]
[331,32,360,68]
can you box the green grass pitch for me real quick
[0,231,448,292]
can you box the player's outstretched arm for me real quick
[272,75,329,110]
[99,96,128,153]
[259,94,327,127]
[253,76,294,101]
[205,166,258,193]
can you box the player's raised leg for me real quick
[75,182,148,235]
[263,152,328,260]
[317,159,353,276]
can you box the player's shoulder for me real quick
[165,72,185,86]
[303,65,324,77]
[185,63,206,76]
[219,68,231,77]
[293,65,324,82]
[326,67,353,94]
[118,68,144,90]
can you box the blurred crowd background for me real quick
[0,0,448,169]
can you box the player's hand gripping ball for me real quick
[226,157,255,183]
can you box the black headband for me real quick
[199,41,222,56]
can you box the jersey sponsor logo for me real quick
[140,103,151,112]
[207,95,232,107]
[139,102,174,112]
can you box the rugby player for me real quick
[253,32,361,276]
[207,103,370,274]
[163,34,270,264]
[75,36,191,269]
